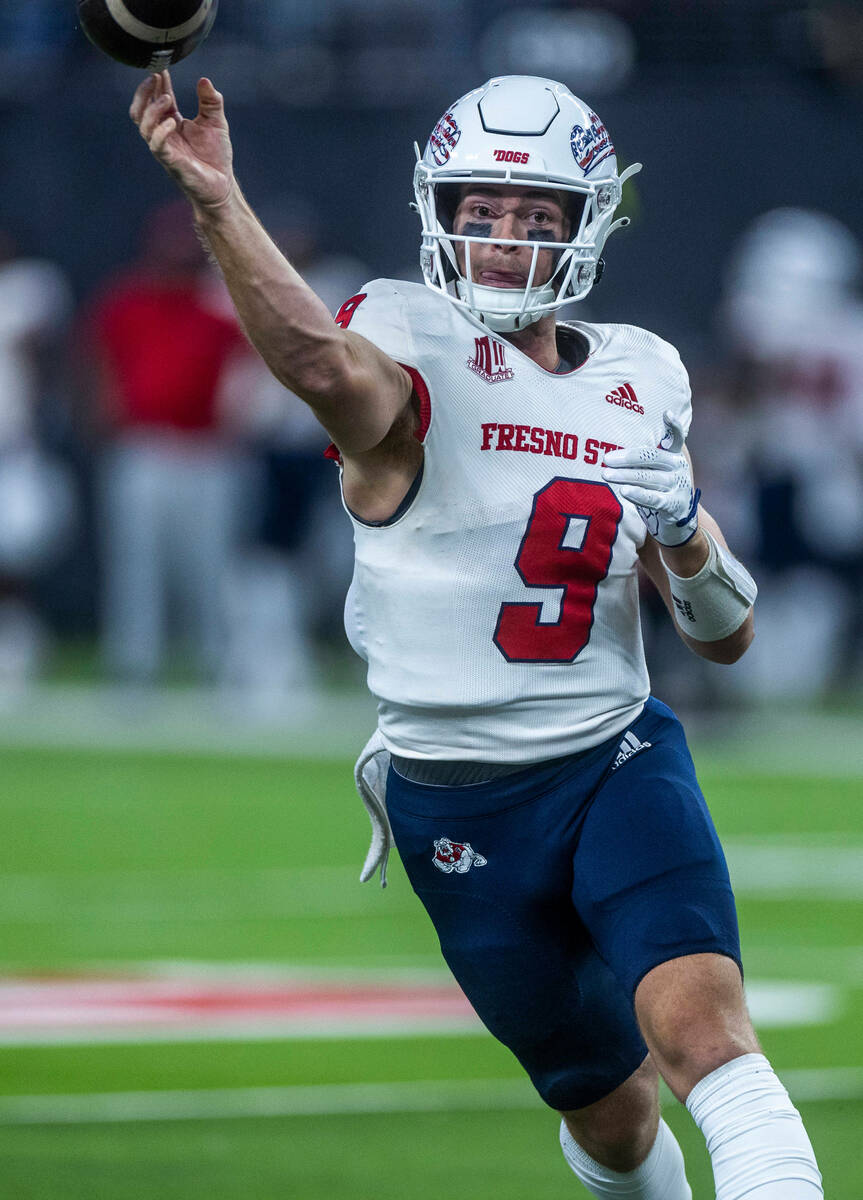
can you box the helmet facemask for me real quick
[412,76,641,333]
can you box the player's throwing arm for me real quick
[129,72,411,457]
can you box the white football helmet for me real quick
[413,75,641,332]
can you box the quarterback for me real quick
[131,71,823,1198]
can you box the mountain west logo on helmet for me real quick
[412,76,642,333]
[428,113,461,166]
[570,112,615,175]
[432,838,488,874]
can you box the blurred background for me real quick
[0,0,861,713]
[0,1,861,1197]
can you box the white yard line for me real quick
[0,1069,858,1126]
[0,683,861,773]
[744,981,842,1028]
[0,1018,487,1048]
[782,1068,863,1102]
[740,945,863,985]
[723,839,863,898]
[0,838,860,926]
[0,684,377,759]
[0,1080,535,1125]
[0,865,415,923]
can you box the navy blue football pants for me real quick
[385,697,741,1111]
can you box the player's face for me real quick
[452,185,570,289]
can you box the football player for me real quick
[131,71,822,1198]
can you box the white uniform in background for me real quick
[720,208,863,698]
[340,278,692,761]
[0,255,76,685]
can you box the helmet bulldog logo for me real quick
[432,837,488,874]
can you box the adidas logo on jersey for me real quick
[612,730,652,770]
[605,383,644,414]
[468,336,514,384]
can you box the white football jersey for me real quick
[336,280,692,762]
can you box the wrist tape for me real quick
[663,529,757,642]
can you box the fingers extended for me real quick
[618,485,664,509]
[131,71,182,132]
[603,446,676,470]
[198,77,219,103]
[129,74,157,125]
[157,70,182,122]
[602,467,674,490]
[138,91,174,142]
[602,447,677,471]
[149,116,177,156]
[196,77,226,122]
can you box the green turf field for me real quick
[0,742,859,1196]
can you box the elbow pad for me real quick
[663,529,757,642]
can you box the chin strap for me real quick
[456,280,555,331]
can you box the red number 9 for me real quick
[493,477,623,663]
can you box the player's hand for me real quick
[601,410,700,546]
[130,71,235,210]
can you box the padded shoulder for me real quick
[334,278,431,363]
[568,319,692,438]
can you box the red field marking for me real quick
[0,972,481,1042]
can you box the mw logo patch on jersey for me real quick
[467,336,514,383]
[432,838,488,874]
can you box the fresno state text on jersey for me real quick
[337,279,692,762]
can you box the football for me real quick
[77,0,218,70]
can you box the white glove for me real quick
[601,410,701,546]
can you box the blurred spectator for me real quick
[81,201,251,686]
[813,2,863,89]
[218,197,368,706]
[479,7,636,96]
[0,229,76,690]
[787,2,863,90]
[716,207,863,700]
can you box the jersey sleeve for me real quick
[325,279,430,462]
[333,278,417,363]
[656,336,692,440]
[618,324,692,442]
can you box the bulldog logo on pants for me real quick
[432,837,488,874]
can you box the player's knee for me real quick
[634,953,760,1097]
[560,1056,659,1172]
